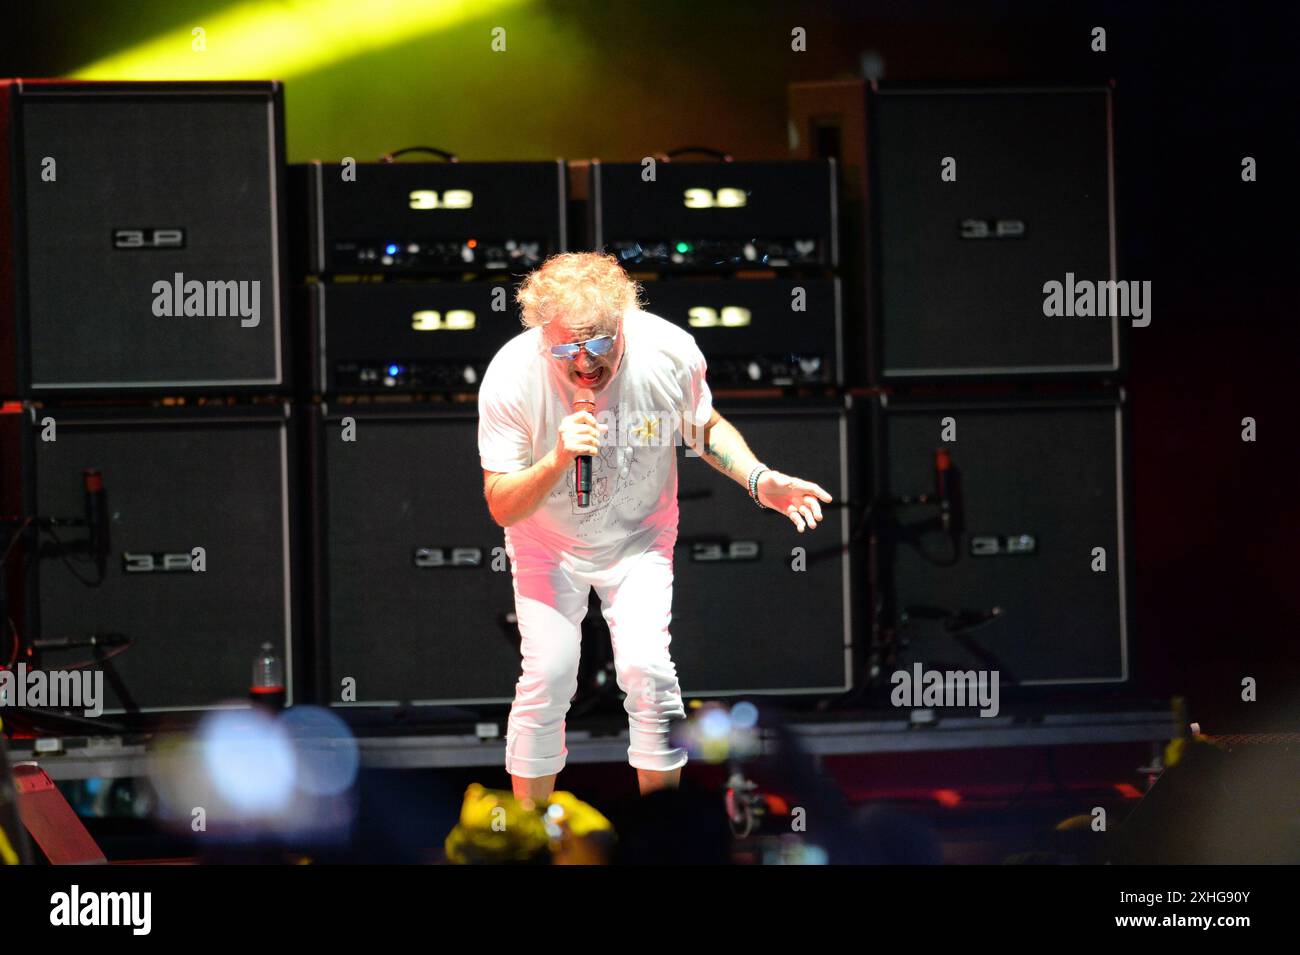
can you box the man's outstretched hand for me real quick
[756,471,833,532]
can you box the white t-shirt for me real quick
[478,308,713,574]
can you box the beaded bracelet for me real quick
[747,464,770,509]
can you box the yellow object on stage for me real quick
[444,784,615,865]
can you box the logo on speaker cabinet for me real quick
[958,218,1025,239]
[113,228,186,249]
[690,540,760,562]
[969,534,1037,556]
[122,552,194,572]
[412,547,483,568]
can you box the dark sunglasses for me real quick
[549,330,618,361]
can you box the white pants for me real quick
[504,529,688,777]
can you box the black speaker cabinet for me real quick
[311,404,520,706]
[0,80,290,397]
[673,399,857,695]
[877,393,1131,686]
[868,85,1120,381]
[25,404,300,712]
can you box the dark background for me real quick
[2,0,1296,731]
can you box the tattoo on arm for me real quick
[703,437,734,472]
[692,415,757,486]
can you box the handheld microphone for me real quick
[82,468,108,578]
[573,388,596,508]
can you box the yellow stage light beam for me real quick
[71,0,528,81]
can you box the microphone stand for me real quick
[863,468,984,694]
[863,462,1013,693]
[0,507,135,737]
[816,487,939,709]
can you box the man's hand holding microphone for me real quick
[484,389,608,527]
[560,388,604,508]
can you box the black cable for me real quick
[850,495,876,543]
[45,639,135,673]
[946,613,1001,638]
[0,516,31,568]
[41,523,104,588]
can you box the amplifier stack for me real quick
[289,152,569,708]
[575,150,857,694]
[289,154,567,397]
[0,80,301,715]
[791,80,1133,689]
[581,152,843,389]
[0,76,1139,726]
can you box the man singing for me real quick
[478,252,833,802]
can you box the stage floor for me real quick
[11,703,1180,780]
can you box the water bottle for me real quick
[250,642,285,710]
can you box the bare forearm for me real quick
[685,410,834,532]
[690,415,760,488]
[486,450,569,526]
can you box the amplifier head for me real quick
[305,281,525,395]
[290,160,567,277]
[590,160,838,272]
[643,277,842,386]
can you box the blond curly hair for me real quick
[515,252,644,332]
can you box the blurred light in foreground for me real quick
[762,836,829,865]
[71,0,530,81]
[280,705,359,797]
[200,708,297,815]
[678,701,763,764]
[932,788,962,809]
[148,703,360,846]
[730,701,759,729]
[699,707,731,741]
